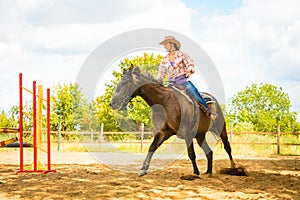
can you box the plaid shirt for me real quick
[157,50,195,81]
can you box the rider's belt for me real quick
[168,74,189,86]
[175,74,189,85]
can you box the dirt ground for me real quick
[0,153,299,200]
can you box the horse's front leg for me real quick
[186,138,200,175]
[138,132,168,176]
[138,152,154,176]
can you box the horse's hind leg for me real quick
[220,124,236,168]
[196,137,213,174]
[186,139,200,175]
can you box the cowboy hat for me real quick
[159,36,181,49]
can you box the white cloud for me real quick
[192,0,300,115]
[1,0,193,54]
[237,0,300,24]
[0,0,193,111]
[19,0,156,26]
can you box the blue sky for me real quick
[0,0,299,121]
[183,0,243,15]
[184,0,243,34]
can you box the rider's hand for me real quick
[186,66,195,77]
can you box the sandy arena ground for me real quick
[0,151,299,200]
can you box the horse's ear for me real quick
[128,63,134,71]
[121,66,129,74]
[122,64,134,75]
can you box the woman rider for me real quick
[157,36,216,120]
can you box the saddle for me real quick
[172,85,218,120]
[171,85,218,140]
[173,85,216,106]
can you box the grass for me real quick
[228,133,300,156]
[1,132,299,156]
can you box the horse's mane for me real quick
[129,66,164,86]
[141,71,158,83]
[122,66,164,86]
[141,71,165,86]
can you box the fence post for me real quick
[57,122,61,151]
[277,124,280,155]
[230,122,233,143]
[19,73,24,171]
[99,123,104,151]
[140,123,144,152]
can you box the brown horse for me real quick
[111,66,236,176]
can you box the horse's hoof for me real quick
[204,171,212,174]
[138,170,147,176]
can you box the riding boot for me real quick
[208,110,217,121]
[208,103,218,120]
[207,103,217,120]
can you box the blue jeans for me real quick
[184,81,208,109]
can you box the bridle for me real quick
[116,69,164,109]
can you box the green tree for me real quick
[94,52,163,131]
[0,110,11,127]
[8,104,35,131]
[51,83,87,131]
[94,79,120,131]
[7,106,19,128]
[227,83,299,132]
[80,102,99,132]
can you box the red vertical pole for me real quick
[47,88,51,171]
[33,81,37,171]
[19,73,24,171]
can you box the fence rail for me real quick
[2,126,300,155]
[53,127,300,154]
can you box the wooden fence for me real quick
[2,124,300,155]
[228,129,300,155]
[52,124,300,155]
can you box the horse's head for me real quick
[111,66,143,110]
